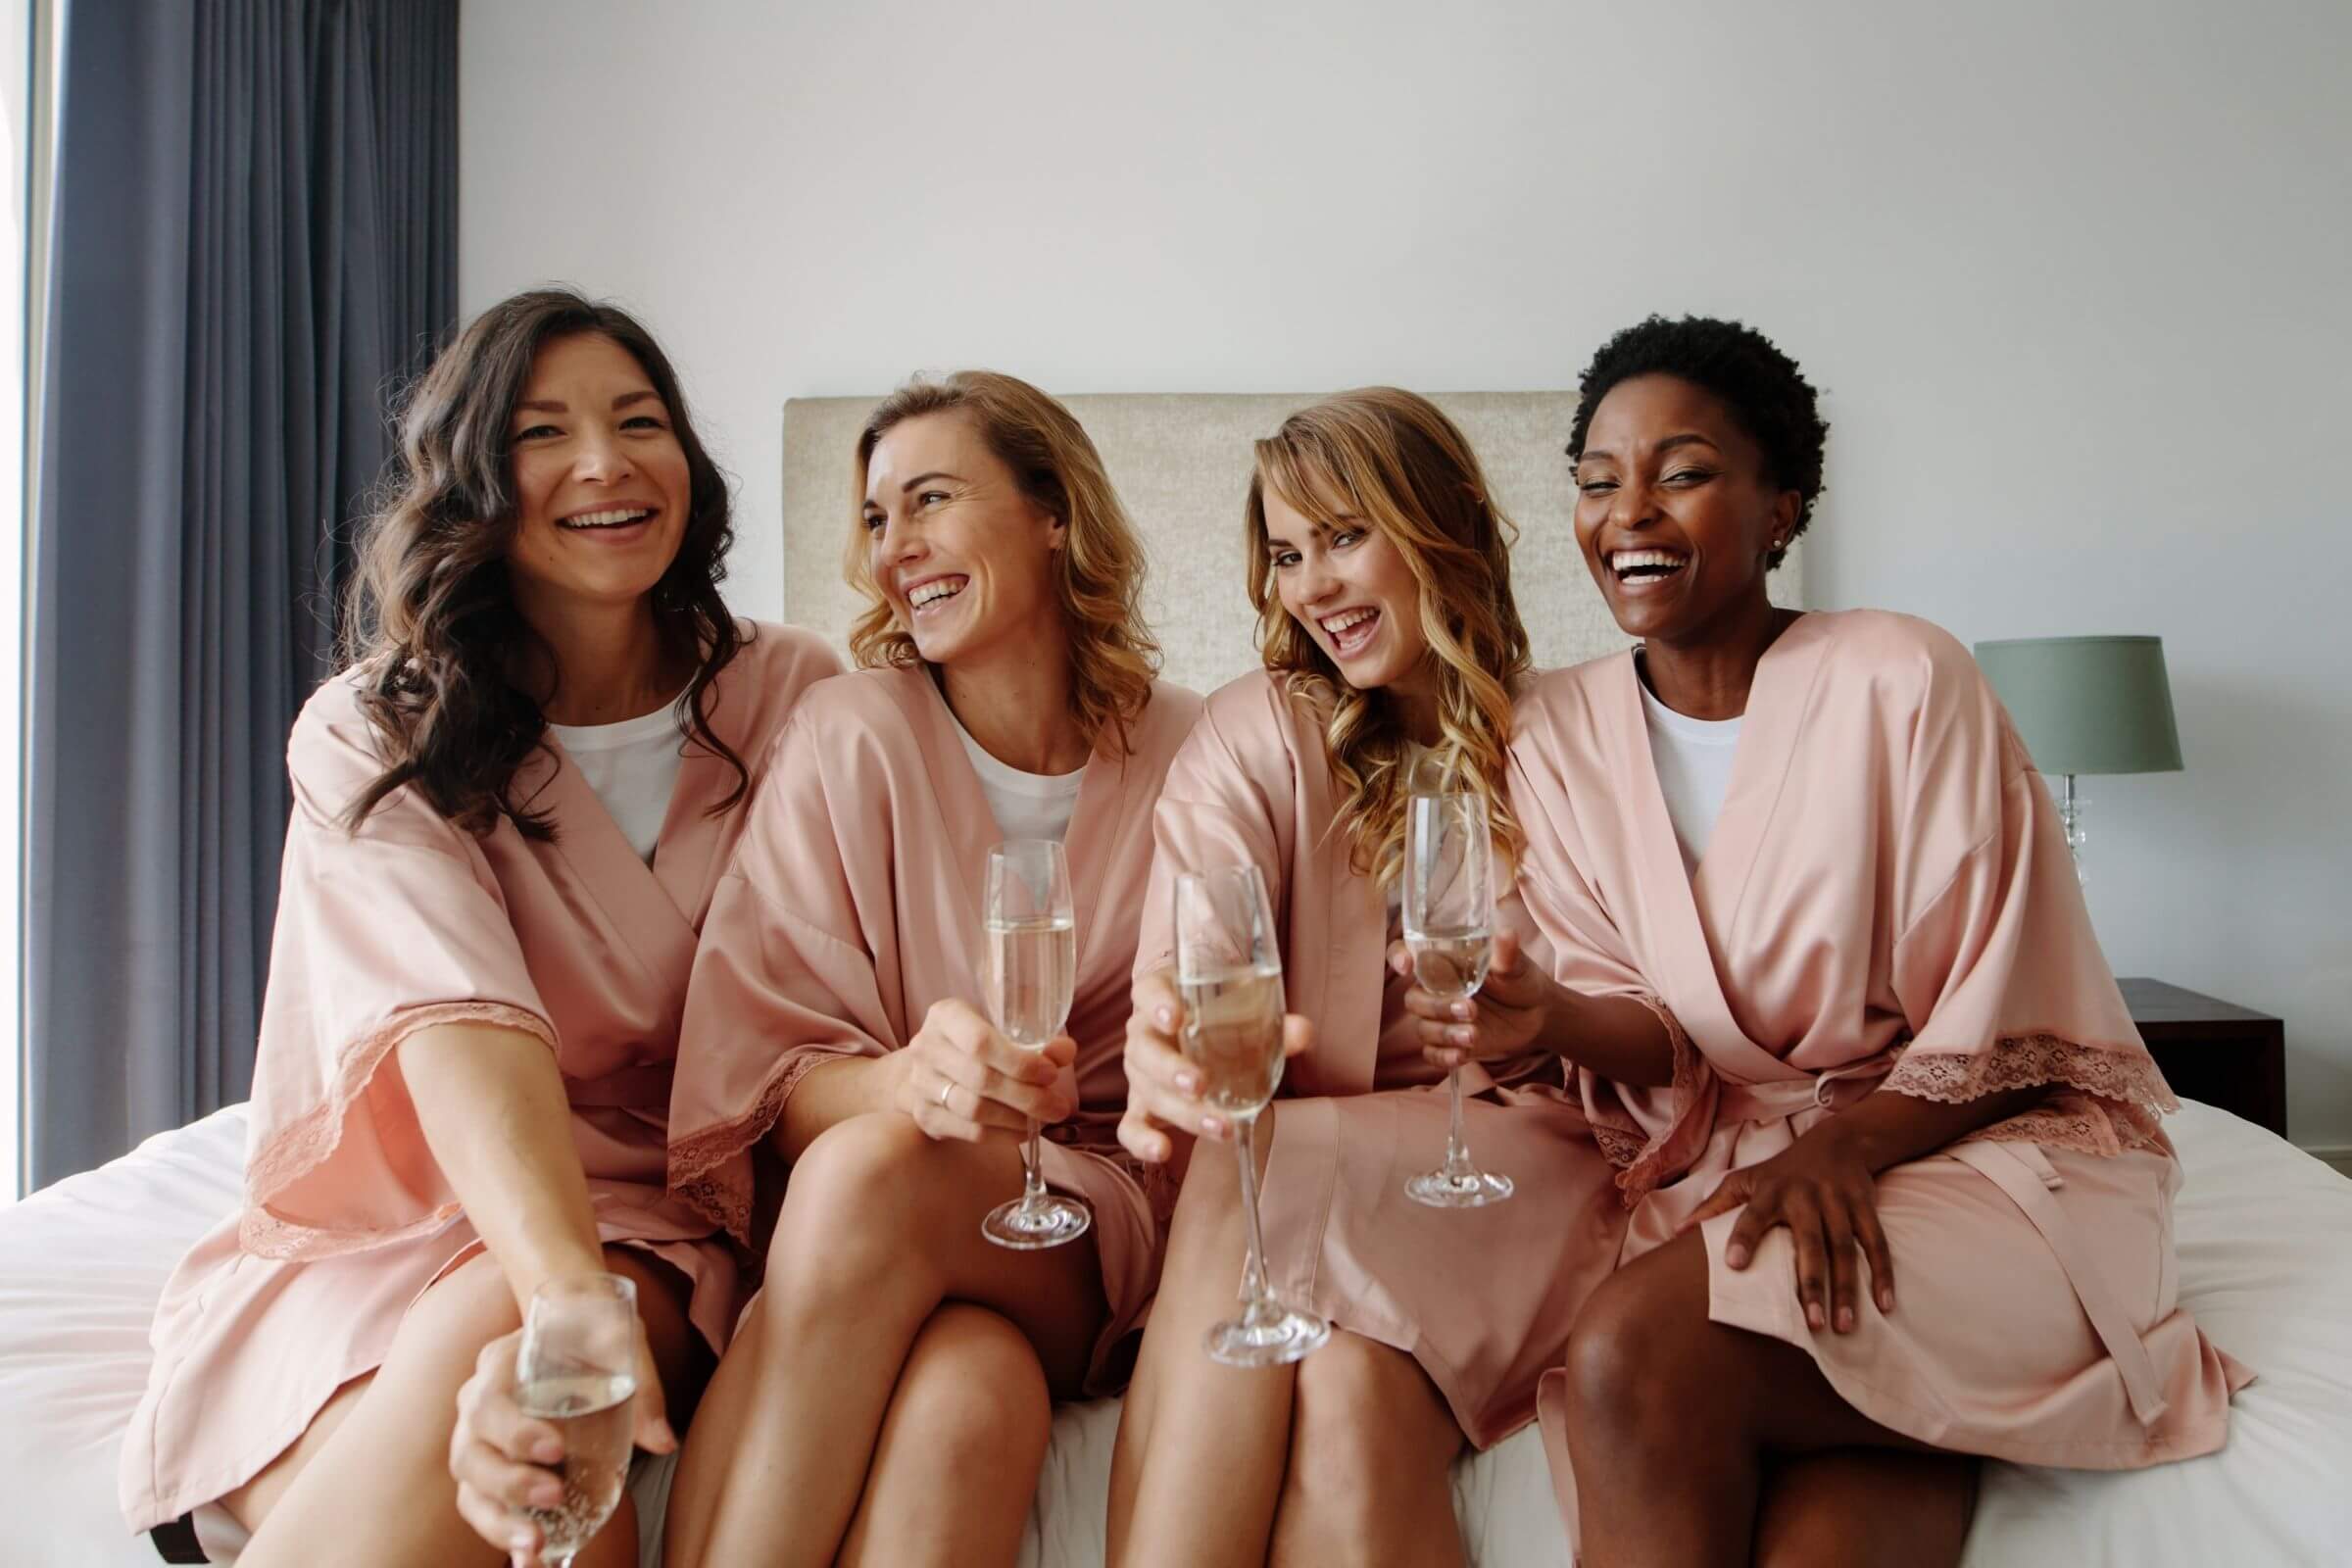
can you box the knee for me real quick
[1559,1269,1681,1446]
[394,1250,523,1381]
[1753,1495,1876,1568]
[893,1306,1053,1479]
[765,1113,943,1293]
[1283,1334,1456,1522]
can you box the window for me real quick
[1,0,38,1202]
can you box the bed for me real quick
[3,390,2345,1564]
[6,1099,2347,1566]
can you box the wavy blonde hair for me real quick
[846,371,1157,753]
[1248,388,1529,883]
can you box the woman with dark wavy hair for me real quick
[118,288,840,1567]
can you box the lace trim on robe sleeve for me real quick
[668,1044,871,1248]
[240,1001,558,1259]
[1595,995,1715,1205]
[1883,1033,2178,1158]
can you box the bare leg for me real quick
[836,1303,1054,1568]
[662,1114,1105,1568]
[229,1245,707,1568]
[1268,1330,1468,1568]
[1751,1449,1979,1568]
[1561,1232,1976,1568]
[1107,1107,1294,1568]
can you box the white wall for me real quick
[461,0,2352,1146]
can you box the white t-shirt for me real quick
[1638,677,1742,874]
[949,710,1088,846]
[548,706,684,863]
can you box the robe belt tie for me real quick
[1943,1140,2168,1428]
[564,1061,675,1109]
[1714,1069,1887,1124]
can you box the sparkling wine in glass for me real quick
[514,1274,640,1567]
[1402,789,1514,1208]
[981,838,1093,1250]
[1173,864,1329,1366]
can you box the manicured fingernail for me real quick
[1879,1288,1895,1311]
[531,1438,563,1463]
[1806,1302,1826,1330]
[1156,1005,1174,1028]
[1201,1116,1227,1139]
[1177,1071,1200,1093]
[1837,1307,1854,1334]
[1451,1002,1473,1020]
[1450,1027,1473,1047]
[512,1526,538,1551]
[1725,1244,1748,1268]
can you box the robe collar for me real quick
[1608,613,1833,1084]
[887,666,1135,969]
[513,676,758,1003]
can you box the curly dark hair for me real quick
[338,287,748,839]
[1565,315,1829,570]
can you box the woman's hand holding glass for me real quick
[447,1278,674,1567]
[893,998,1077,1145]
[1389,925,1551,1071]
[1116,966,1313,1166]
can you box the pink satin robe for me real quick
[1505,611,2249,1534]
[1133,670,1628,1447]
[665,665,1202,1392]
[119,623,842,1533]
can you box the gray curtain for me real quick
[24,0,458,1190]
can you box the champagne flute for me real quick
[1173,864,1330,1366]
[1402,789,1514,1207]
[513,1274,640,1568]
[981,838,1093,1250]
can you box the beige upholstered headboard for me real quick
[779,392,1806,696]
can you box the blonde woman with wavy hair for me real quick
[603,370,1204,1568]
[1107,389,1650,1568]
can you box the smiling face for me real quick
[503,332,693,620]
[1572,372,1800,646]
[859,410,1066,668]
[1262,480,1432,695]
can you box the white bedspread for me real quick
[4,1100,2347,1566]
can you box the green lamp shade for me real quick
[1974,636,2183,776]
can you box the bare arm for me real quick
[398,1022,606,1310]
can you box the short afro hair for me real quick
[1565,316,1828,570]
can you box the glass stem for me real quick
[1234,1112,1276,1317]
[1021,1117,1047,1205]
[1442,1062,1474,1178]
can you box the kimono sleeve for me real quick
[1507,740,1717,1202]
[1880,637,2177,1149]
[1133,696,1291,981]
[667,712,902,1247]
[239,687,558,1260]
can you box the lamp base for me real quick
[2058,773,2088,885]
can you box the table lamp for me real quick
[1974,635,2183,883]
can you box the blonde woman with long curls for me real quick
[439,371,1201,1568]
[1105,390,1642,1568]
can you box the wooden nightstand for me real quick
[2120,977,2288,1139]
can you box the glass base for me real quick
[982,1193,1093,1250]
[1204,1300,1330,1368]
[1404,1166,1514,1208]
